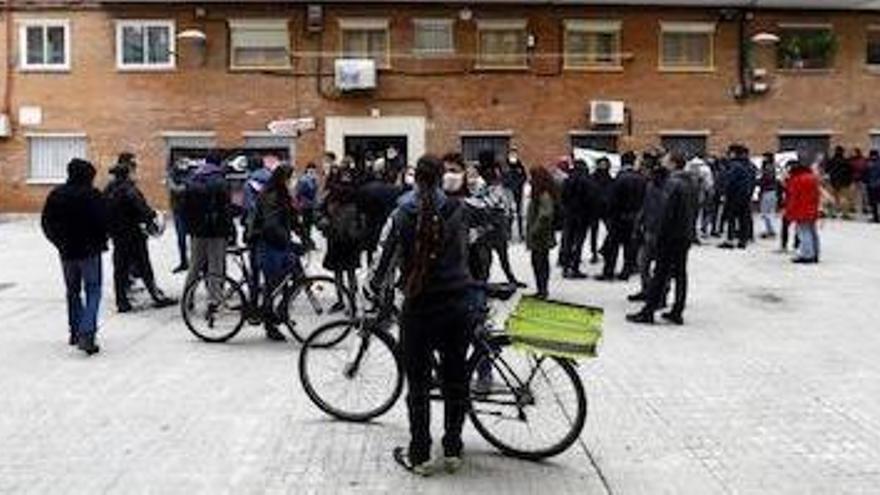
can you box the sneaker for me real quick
[152,297,177,309]
[265,325,287,342]
[626,311,654,325]
[393,447,434,477]
[718,242,735,250]
[568,271,588,280]
[513,280,528,289]
[616,272,632,281]
[589,255,600,264]
[442,456,464,474]
[661,312,684,326]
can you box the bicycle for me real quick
[298,284,598,460]
[181,245,355,346]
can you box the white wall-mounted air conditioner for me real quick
[589,100,625,126]
[335,59,377,91]
[0,114,10,137]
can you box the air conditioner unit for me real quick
[589,100,625,126]
[0,114,10,138]
[335,59,377,91]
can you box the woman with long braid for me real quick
[369,155,475,476]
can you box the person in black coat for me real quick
[597,152,646,281]
[357,169,402,266]
[41,158,108,355]
[104,154,175,312]
[502,147,528,241]
[558,159,597,278]
[719,145,756,249]
[321,161,364,311]
[590,158,614,264]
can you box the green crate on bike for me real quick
[505,296,603,360]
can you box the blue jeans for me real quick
[257,243,301,313]
[796,222,820,260]
[173,210,188,266]
[62,255,103,338]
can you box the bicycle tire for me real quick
[281,275,355,346]
[298,319,403,422]
[467,350,587,460]
[181,274,247,343]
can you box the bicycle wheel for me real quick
[282,275,355,346]
[467,348,587,460]
[299,319,403,422]
[181,274,247,343]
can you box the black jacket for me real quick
[561,166,598,225]
[104,176,156,241]
[659,170,699,245]
[724,158,756,206]
[639,167,670,239]
[592,169,614,219]
[183,165,234,239]
[251,189,297,249]
[609,168,647,223]
[502,160,528,197]
[357,178,401,247]
[41,162,108,261]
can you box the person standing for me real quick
[356,163,401,266]
[590,158,614,264]
[758,153,781,238]
[369,155,475,476]
[502,147,528,241]
[321,160,363,311]
[786,159,822,264]
[719,145,755,249]
[628,154,668,302]
[558,159,595,279]
[526,166,557,299]
[476,152,525,288]
[183,154,234,318]
[295,162,320,250]
[826,146,854,219]
[865,150,880,223]
[850,148,869,216]
[104,154,175,312]
[41,159,108,355]
[597,152,645,281]
[627,154,697,325]
[167,158,191,273]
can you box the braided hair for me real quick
[404,155,444,298]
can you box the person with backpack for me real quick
[369,155,476,476]
[321,162,363,311]
[475,152,525,288]
[41,158,108,355]
[183,154,234,317]
[356,163,402,266]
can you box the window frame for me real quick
[658,130,711,160]
[412,18,455,58]
[777,129,833,164]
[866,25,880,69]
[338,18,391,70]
[228,19,292,71]
[18,19,71,72]
[569,130,620,153]
[658,21,716,73]
[460,130,514,165]
[563,19,623,71]
[776,23,836,71]
[25,132,88,185]
[115,19,176,72]
[476,19,529,70]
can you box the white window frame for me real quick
[659,21,716,72]
[25,132,88,185]
[339,18,391,69]
[18,19,71,72]
[563,19,622,71]
[412,18,455,57]
[476,19,529,70]
[116,19,176,71]
[228,19,291,71]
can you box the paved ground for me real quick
[1,214,879,494]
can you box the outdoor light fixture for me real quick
[751,32,781,45]
[177,29,207,42]
[459,7,473,21]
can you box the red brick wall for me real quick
[1,4,879,211]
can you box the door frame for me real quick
[325,116,426,167]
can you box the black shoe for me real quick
[594,273,615,282]
[589,255,600,264]
[718,242,735,249]
[527,291,548,300]
[626,311,654,324]
[152,297,177,309]
[569,270,588,280]
[627,292,645,302]
[172,264,188,274]
[68,333,78,346]
[513,280,528,289]
[77,335,100,356]
[661,312,684,326]
[393,447,434,477]
[792,257,819,264]
[117,304,133,314]
[736,243,747,250]
[617,272,632,281]
[329,301,346,313]
[266,326,287,342]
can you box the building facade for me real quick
[1,0,880,210]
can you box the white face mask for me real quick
[508,154,518,163]
[469,176,486,194]
[387,150,398,160]
[404,173,415,186]
[442,172,465,193]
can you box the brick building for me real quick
[1,0,880,211]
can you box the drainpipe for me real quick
[736,9,749,101]
[3,0,13,117]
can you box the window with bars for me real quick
[778,135,830,164]
[229,20,291,69]
[341,20,390,68]
[477,21,528,68]
[116,20,174,70]
[660,135,708,160]
[660,22,715,70]
[867,28,880,66]
[570,134,619,153]
[461,135,511,165]
[413,19,454,56]
[564,21,621,69]
[28,134,87,183]
[19,20,70,71]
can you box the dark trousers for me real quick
[468,244,492,282]
[172,210,188,267]
[530,249,550,296]
[726,203,751,246]
[589,219,603,258]
[492,241,519,284]
[112,236,160,309]
[512,192,524,240]
[870,190,880,222]
[780,218,800,250]
[559,219,588,270]
[644,240,690,316]
[400,296,471,464]
[62,255,102,338]
[602,219,636,277]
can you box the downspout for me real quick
[3,0,13,116]
[736,9,748,101]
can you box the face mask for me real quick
[442,172,465,193]
[508,154,518,163]
[404,173,415,186]
[387,150,398,160]
[469,176,486,194]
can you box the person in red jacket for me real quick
[785,159,821,264]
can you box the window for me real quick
[116,20,175,70]
[660,133,708,160]
[340,19,390,69]
[870,132,880,152]
[778,133,831,164]
[461,133,512,165]
[413,19,454,56]
[27,134,87,184]
[867,27,880,66]
[660,22,715,71]
[777,24,835,70]
[564,20,621,69]
[242,132,295,160]
[570,133,619,153]
[19,20,70,71]
[229,20,290,70]
[477,20,528,69]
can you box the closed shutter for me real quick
[28,135,87,183]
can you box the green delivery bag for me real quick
[505,296,603,360]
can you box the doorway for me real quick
[344,135,408,169]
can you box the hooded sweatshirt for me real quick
[41,160,109,260]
